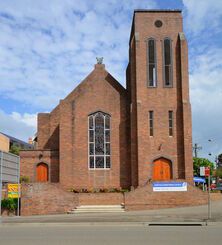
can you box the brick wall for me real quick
[20,182,214,215]
[20,150,59,183]
[124,181,208,210]
[58,64,131,189]
[21,183,78,216]
[79,193,124,205]
[37,113,50,149]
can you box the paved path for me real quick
[1,199,222,224]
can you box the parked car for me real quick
[210,183,216,190]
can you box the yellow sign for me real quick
[8,184,20,198]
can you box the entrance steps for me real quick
[68,205,125,214]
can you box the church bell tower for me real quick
[126,10,193,187]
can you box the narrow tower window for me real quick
[163,38,173,86]
[147,39,157,87]
[169,111,173,136]
[149,111,154,136]
[88,112,111,169]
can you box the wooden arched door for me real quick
[153,158,172,181]
[36,163,48,182]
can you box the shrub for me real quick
[68,187,130,193]
[20,176,30,183]
[120,189,130,193]
[1,198,18,211]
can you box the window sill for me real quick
[163,85,173,88]
[88,168,111,171]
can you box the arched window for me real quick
[88,112,111,169]
[163,38,173,86]
[147,38,157,87]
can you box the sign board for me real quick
[193,177,206,183]
[205,167,210,177]
[0,151,20,183]
[153,182,187,192]
[8,184,20,198]
[0,151,20,218]
[200,167,205,176]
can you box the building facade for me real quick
[20,10,193,190]
[0,133,10,152]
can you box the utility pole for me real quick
[193,143,202,157]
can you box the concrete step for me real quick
[68,205,125,214]
[76,205,123,208]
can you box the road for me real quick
[0,223,221,245]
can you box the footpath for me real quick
[1,198,222,225]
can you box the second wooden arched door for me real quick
[153,158,172,181]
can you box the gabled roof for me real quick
[61,63,126,103]
[0,132,33,148]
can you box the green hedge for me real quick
[1,198,18,211]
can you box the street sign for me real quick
[200,166,205,176]
[153,182,187,192]
[205,167,210,177]
[193,177,206,183]
[8,184,20,198]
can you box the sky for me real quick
[0,0,222,162]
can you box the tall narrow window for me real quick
[147,39,157,87]
[163,38,173,86]
[169,111,173,136]
[149,111,154,136]
[88,112,111,169]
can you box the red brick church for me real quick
[20,10,204,215]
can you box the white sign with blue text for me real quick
[152,182,188,192]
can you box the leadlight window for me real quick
[149,111,154,136]
[163,38,173,86]
[147,38,157,87]
[88,112,111,169]
[169,111,173,136]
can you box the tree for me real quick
[217,153,222,167]
[9,144,21,156]
[193,157,214,176]
[216,167,222,179]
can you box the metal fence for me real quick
[0,151,20,219]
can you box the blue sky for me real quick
[0,0,222,162]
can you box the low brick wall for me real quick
[21,181,214,215]
[21,183,78,216]
[210,193,222,201]
[79,193,124,205]
[125,181,208,211]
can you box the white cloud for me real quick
[0,109,36,141]
[190,48,222,160]
[11,112,37,128]
[183,0,222,35]
[0,0,157,110]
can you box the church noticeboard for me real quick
[152,182,187,192]
[8,184,20,198]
